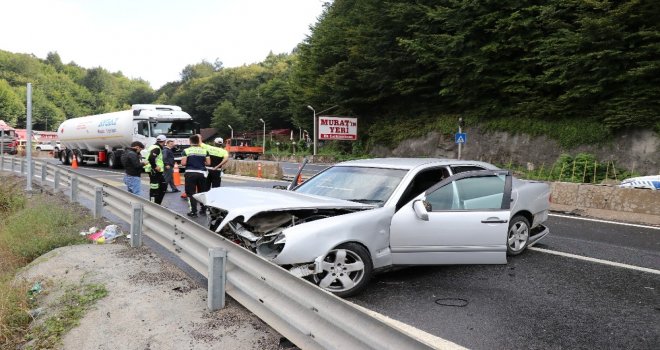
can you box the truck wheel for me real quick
[108,151,123,169]
[60,150,70,165]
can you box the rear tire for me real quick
[507,215,530,256]
[108,151,123,169]
[60,150,70,165]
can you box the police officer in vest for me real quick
[206,137,230,189]
[144,135,168,204]
[181,134,210,218]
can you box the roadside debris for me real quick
[81,225,124,244]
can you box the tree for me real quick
[0,79,25,125]
[211,100,244,136]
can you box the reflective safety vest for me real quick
[183,146,209,172]
[143,144,164,172]
[207,145,228,166]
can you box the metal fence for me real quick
[0,155,435,350]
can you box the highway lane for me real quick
[49,161,660,349]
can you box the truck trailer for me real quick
[56,104,198,168]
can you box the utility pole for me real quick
[26,83,33,192]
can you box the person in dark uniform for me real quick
[206,137,229,189]
[181,134,210,218]
[144,135,167,204]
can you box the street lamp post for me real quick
[227,124,233,139]
[259,118,265,153]
[306,105,316,155]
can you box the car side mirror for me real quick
[412,200,429,221]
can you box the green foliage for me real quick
[0,181,102,349]
[0,49,156,131]
[482,118,612,147]
[26,283,108,349]
[509,153,638,183]
[0,199,90,262]
[0,177,26,218]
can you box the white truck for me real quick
[56,104,197,168]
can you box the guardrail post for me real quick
[10,157,15,173]
[94,187,103,218]
[70,176,79,202]
[20,158,25,174]
[54,169,60,191]
[41,163,47,184]
[130,203,143,248]
[208,248,227,311]
[0,154,4,171]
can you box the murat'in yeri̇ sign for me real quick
[318,116,358,140]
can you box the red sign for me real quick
[318,116,358,141]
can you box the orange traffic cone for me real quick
[71,154,78,169]
[173,163,182,186]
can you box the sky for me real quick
[0,0,326,88]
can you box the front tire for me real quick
[507,215,530,256]
[311,243,373,297]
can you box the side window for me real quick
[396,167,450,210]
[426,174,506,211]
[136,121,149,136]
[450,165,486,174]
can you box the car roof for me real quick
[335,158,499,170]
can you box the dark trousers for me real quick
[207,170,222,189]
[163,165,177,191]
[149,171,166,204]
[185,172,207,213]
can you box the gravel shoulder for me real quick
[17,241,283,350]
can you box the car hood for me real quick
[194,187,373,222]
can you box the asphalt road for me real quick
[32,160,660,349]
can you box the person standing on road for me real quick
[121,141,145,195]
[144,135,167,204]
[181,134,210,218]
[206,137,229,189]
[162,140,180,193]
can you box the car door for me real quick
[389,170,511,265]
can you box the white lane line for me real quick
[529,247,660,275]
[549,213,660,230]
[350,303,467,350]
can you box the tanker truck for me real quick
[56,104,198,168]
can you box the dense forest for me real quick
[1,0,658,150]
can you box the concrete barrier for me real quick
[223,160,283,180]
[550,181,659,225]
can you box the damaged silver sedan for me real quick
[194,158,551,297]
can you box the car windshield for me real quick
[152,121,196,138]
[294,166,407,206]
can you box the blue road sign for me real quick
[455,133,467,144]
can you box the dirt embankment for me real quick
[17,242,285,350]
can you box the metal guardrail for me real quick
[0,155,435,350]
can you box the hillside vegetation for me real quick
[1,0,658,150]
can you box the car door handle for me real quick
[481,217,508,224]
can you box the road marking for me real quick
[529,247,660,275]
[350,303,467,350]
[549,213,660,230]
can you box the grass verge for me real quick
[0,174,106,349]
